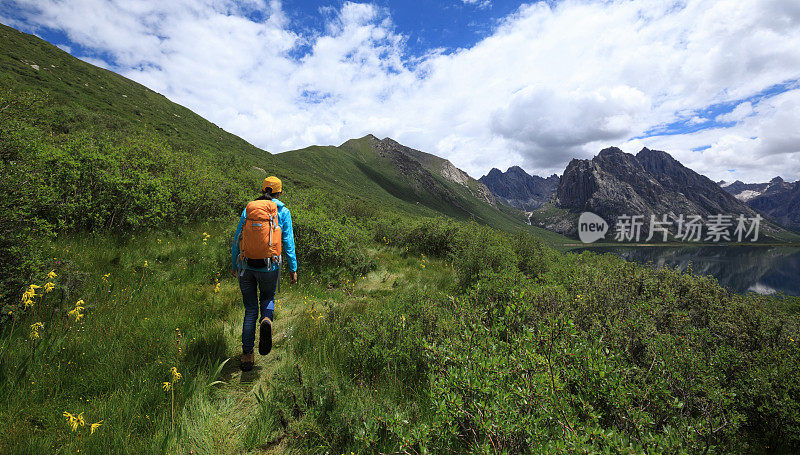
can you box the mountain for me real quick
[368,136,497,206]
[271,134,556,235]
[478,166,559,210]
[748,180,800,231]
[534,146,792,240]
[718,179,776,202]
[719,177,800,231]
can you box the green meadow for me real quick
[4,209,800,453]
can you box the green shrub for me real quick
[450,222,518,287]
[510,230,554,279]
[292,207,375,280]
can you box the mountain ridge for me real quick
[719,177,800,231]
[478,165,560,210]
[534,146,792,240]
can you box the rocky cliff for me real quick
[718,177,800,231]
[373,137,496,205]
[546,147,772,237]
[478,166,559,210]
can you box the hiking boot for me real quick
[241,351,254,372]
[259,317,273,355]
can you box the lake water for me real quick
[570,246,800,296]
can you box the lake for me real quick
[570,245,800,296]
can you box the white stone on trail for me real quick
[30,64,39,70]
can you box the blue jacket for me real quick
[231,198,298,273]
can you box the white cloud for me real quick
[462,0,492,9]
[716,101,754,124]
[5,0,800,183]
[622,89,800,182]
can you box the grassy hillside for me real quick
[0,24,267,162]
[3,215,800,453]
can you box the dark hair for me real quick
[257,188,282,201]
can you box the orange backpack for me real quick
[238,199,282,268]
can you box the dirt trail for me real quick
[179,288,309,454]
[179,259,406,454]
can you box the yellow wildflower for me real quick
[68,307,84,322]
[29,322,44,340]
[170,367,182,382]
[90,421,103,435]
[75,299,84,307]
[23,298,34,309]
[47,270,57,279]
[44,282,55,293]
[162,381,172,391]
[63,411,85,431]
[213,282,220,293]
[22,285,39,301]
[63,412,77,431]
[144,260,148,267]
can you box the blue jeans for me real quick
[238,268,279,353]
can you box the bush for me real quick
[450,222,518,287]
[292,207,375,280]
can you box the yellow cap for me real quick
[262,176,282,193]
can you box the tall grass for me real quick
[0,225,234,453]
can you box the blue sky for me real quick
[2,0,800,182]
[284,0,522,55]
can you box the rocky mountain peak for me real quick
[479,165,561,210]
[547,146,765,236]
[596,147,629,163]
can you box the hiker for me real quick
[231,176,298,372]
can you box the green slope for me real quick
[0,23,268,163]
[275,135,568,242]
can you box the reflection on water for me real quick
[570,246,800,296]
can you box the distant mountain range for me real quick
[478,166,559,210]
[521,147,794,240]
[719,177,800,231]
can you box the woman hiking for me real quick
[231,176,298,372]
